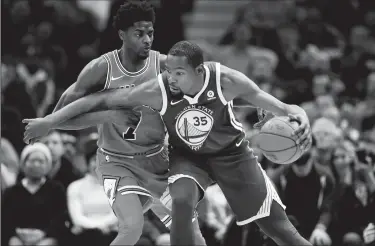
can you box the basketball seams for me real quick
[281,145,299,164]
[259,116,302,165]
[271,117,298,132]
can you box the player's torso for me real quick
[159,62,245,154]
[98,50,165,155]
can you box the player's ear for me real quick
[195,64,204,74]
[118,30,126,41]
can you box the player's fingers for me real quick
[296,126,308,145]
[22,119,34,124]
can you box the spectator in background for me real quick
[67,146,117,246]
[301,75,337,124]
[311,118,342,171]
[41,130,81,189]
[1,138,20,191]
[269,150,335,243]
[2,143,66,246]
[218,22,278,78]
[328,141,375,246]
[205,184,234,243]
[339,25,375,99]
[296,2,345,49]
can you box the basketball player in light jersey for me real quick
[36,3,205,246]
[25,41,314,245]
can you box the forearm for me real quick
[54,111,111,130]
[45,92,108,128]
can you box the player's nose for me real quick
[167,75,177,84]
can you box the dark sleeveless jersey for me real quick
[158,62,245,154]
[97,50,166,155]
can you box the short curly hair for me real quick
[168,41,204,68]
[112,0,155,31]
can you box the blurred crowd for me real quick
[1,0,375,246]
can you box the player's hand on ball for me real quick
[23,118,52,144]
[289,114,312,151]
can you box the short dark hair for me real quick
[168,41,204,68]
[113,0,155,31]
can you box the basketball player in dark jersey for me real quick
[24,41,313,245]
[26,3,205,246]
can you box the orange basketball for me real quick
[257,116,304,164]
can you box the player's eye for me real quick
[176,72,184,76]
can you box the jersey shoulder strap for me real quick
[101,50,123,89]
[157,73,170,115]
[204,62,227,105]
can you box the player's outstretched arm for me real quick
[220,65,311,150]
[23,78,162,144]
[52,57,108,112]
[53,110,138,130]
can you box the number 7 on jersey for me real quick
[122,116,142,140]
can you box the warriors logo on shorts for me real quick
[175,106,214,151]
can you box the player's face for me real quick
[121,21,154,60]
[165,55,202,96]
[23,151,51,179]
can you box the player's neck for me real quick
[119,47,147,72]
[185,70,206,97]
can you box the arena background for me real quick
[1,0,375,245]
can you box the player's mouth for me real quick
[143,46,151,52]
[169,85,180,93]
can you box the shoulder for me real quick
[84,55,108,73]
[159,53,167,71]
[219,64,245,89]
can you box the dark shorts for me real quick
[168,145,285,225]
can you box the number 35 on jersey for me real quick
[175,105,214,151]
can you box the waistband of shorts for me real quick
[98,145,165,159]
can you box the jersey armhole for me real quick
[102,54,112,90]
[157,74,168,115]
[215,62,227,105]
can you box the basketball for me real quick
[256,116,304,164]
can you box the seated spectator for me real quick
[2,143,66,246]
[1,138,20,190]
[67,147,117,246]
[42,130,81,189]
[328,141,375,246]
[219,22,278,79]
[311,117,342,170]
[269,150,335,243]
[205,184,234,243]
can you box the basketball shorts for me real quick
[168,144,286,225]
[96,148,173,227]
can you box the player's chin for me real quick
[138,50,150,59]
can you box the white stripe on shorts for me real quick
[236,164,286,226]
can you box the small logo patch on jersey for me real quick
[175,106,214,151]
[207,90,216,100]
[111,75,125,81]
[103,176,120,206]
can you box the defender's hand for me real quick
[289,114,312,151]
[23,118,52,144]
